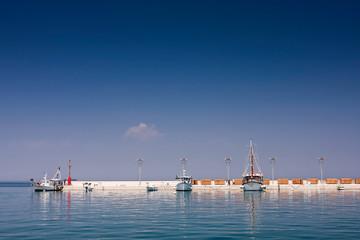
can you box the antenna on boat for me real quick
[181,158,187,176]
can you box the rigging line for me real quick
[243,150,250,174]
[254,153,262,172]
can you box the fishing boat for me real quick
[242,140,265,191]
[175,158,192,191]
[30,167,64,192]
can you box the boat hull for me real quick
[243,182,264,191]
[33,185,63,192]
[176,182,192,191]
[147,187,158,192]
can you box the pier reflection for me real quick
[243,191,263,234]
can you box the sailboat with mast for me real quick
[242,140,265,191]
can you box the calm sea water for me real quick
[0,183,359,239]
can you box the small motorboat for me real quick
[146,186,158,191]
[83,182,93,192]
[31,167,63,192]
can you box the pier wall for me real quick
[65,180,178,191]
[63,179,360,191]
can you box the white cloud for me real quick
[125,123,164,141]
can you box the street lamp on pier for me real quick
[269,157,276,183]
[225,157,231,185]
[137,158,143,185]
[318,157,325,183]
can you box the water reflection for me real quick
[31,191,64,221]
[25,188,360,239]
[175,191,192,235]
[176,191,192,210]
[243,191,263,234]
[67,191,71,221]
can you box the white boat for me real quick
[175,176,192,191]
[83,182,93,192]
[242,140,265,191]
[31,167,64,192]
[175,158,192,191]
[146,185,158,191]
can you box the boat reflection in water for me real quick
[176,191,192,210]
[31,190,64,221]
[243,191,263,234]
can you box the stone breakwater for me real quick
[63,179,360,191]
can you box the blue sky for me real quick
[1,1,359,181]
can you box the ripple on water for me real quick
[1,188,360,239]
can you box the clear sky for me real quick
[1,1,359,181]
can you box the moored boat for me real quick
[242,140,265,191]
[175,158,192,191]
[31,167,64,192]
[146,186,158,191]
[175,176,192,191]
[83,182,93,192]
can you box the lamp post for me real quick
[269,157,276,183]
[137,158,143,185]
[225,157,231,185]
[318,157,324,183]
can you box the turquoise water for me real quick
[0,185,359,239]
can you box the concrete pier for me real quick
[63,179,360,191]
[65,180,178,191]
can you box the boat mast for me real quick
[250,140,254,176]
